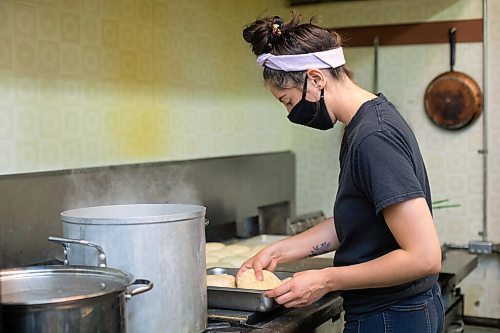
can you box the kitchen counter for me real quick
[441,249,478,284]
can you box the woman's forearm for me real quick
[266,218,339,264]
[323,247,441,291]
[323,198,441,292]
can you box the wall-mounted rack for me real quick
[331,19,483,47]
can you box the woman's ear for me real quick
[306,68,326,89]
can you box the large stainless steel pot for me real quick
[0,265,152,333]
[50,204,207,333]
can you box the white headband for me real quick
[256,48,346,71]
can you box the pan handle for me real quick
[449,27,457,71]
[373,35,380,93]
[48,236,108,268]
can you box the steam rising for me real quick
[63,163,201,210]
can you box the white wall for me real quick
[290,0,499,319]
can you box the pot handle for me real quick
[125,279,154,300]
[48,236,108,268]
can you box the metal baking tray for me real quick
[207,267,293,312]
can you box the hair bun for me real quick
[242,17,275,55]
[272,16,284,36]
[242,13,301,56]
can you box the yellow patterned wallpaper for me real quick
[0,0,291,174]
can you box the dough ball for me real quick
[206,261,220,269]
[223,255,247,268]
[246,244,267,257]
[236,269,283,290]
[208,250,229,259]
[206,255,219,265]
[224,244,251,255]
[207,274,235,288]
[206,242,226,252]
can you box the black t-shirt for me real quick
[333,94,438,320]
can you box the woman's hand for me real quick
[236,218,339,282]
[264,269,330,308]
[236,246,279,281]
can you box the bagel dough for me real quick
[206,242,226,252]
[206,255,219,265]
[236,269,283,290]
[208,250,229,259]
[223,255,247,268]
[224,244,251,255]
[206,274,236,288]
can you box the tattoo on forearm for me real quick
[309,242,331,257]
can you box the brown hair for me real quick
[242,13,352,89]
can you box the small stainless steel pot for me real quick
[1,265,152,333]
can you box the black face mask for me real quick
[287,76,334,130]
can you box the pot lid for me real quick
[60,204,206,225]
[0,265,133,305]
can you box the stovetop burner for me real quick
[204,322,273,333]
[208,306,286,326]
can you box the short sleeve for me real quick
[352,131,425,215]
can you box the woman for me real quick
[237,14,445,333]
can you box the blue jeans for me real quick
[343,284,445,333]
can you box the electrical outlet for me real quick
[468,240,493,254]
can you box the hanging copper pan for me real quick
[424,27,483,130]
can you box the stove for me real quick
[27,250,477,333]
[204,321,275,333]
[207,307,286,325]
[205,292,343,333]
[205,305,291,332]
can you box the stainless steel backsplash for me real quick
[0,152,295,268]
